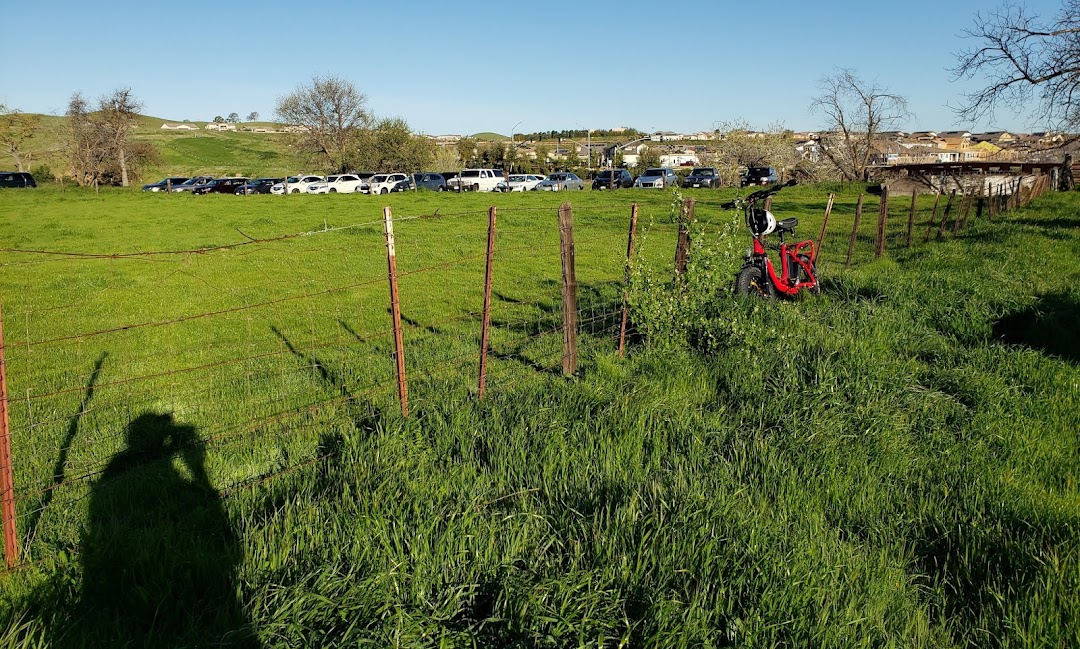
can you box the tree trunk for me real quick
[119,146,129,187]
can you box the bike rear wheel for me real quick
[797,254,820,295]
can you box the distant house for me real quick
[161,123,197,131]
[205,123,236,131]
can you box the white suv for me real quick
[366,173,411,194]
[272,174,325,194]
[447,168,507,192]
[307,174,365,194]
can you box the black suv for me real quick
[682,167,721,188]
[591,168,633,190]
[741,166,779,187]
[0,171,36,188]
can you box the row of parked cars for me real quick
[139,166,783,195]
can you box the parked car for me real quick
[235,178,282,195]
[633,167,678,189]
[741,166,779,187]
[534,172,585,191]
[446,168,507,192]
[307,174,365,194]
[366,173,411,194]
[142,177,189,192]
[0,171,37,188]
[591,169,633,190]
[507,174,545,192]
[412,173,447,191]
[389,176,414,192]
[168,175,215,193]
[192,177,250,195]
[681,167,721,188]
[271,175,325,194]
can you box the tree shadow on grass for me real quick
[61,412,258,647]
[992,291,1080,363]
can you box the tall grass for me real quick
[0,185,1077,646]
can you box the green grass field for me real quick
[0,183,1077,647]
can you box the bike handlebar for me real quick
[722,178,797,209]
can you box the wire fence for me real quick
[0,174,1053,570]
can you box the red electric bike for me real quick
[725,179,820,298]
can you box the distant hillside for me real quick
[10,112,306,181]
[471,132,508,141]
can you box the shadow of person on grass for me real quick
[60,413,258,647]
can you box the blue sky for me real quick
[0,0,1065,136]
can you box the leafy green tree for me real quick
[456,137,477,167]
[246,111,259,122]
[227,112,240,123]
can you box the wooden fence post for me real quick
[905,189,917,248]
[674,198,695,279]
[814,193,834,263]
[875,186,889,258]
[383,207,409,417]
[937,189,956,239]
[924,191,942,242]
[0,300,18,568]
[478,206,497,399]
[618,204,639,359]
[558,202,577,377]
[845,194,864,268]
[952,191,971,235]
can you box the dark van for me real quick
[0,171,36,188]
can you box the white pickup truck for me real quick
[446,168,508,192]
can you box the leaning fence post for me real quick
[905,189,917,248]
[814,193,834,263]
[0,299,18,568]
[618,203,639,359]
[952,191,972,235]
[845,194,864,268]
[674,198,695,279]
[923,191,942,242]
[937,190,956,239]
[875,186,889,258]
[478,206,497,400]
[383,206,409,417]
[558,202,577,377]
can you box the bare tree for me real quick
[246,111,259,122]
[0,105,41,171]
[953,1,1080,129]
[65,89,145,188]
[276,75,372,172]
[66,93,107,189]
[810,69,911,182]
[98,88,142,187]
[708,120,798,185]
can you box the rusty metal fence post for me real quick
[0,299,17,568]
[383,207,409,417]
[814,193,834,263]
[875,186,889,258]
[558,203,577,376]
[937,189,956,239]
[924,191,942,242]
[905,189,917,248]
[845,194,864,268]
[618,204,639,359]
[478,206,497,399]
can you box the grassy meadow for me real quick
[0,183,1077,647]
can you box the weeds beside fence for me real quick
[0,174,1056,571]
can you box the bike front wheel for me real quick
[735,264,775,298]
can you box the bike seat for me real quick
[777,217,798,233]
